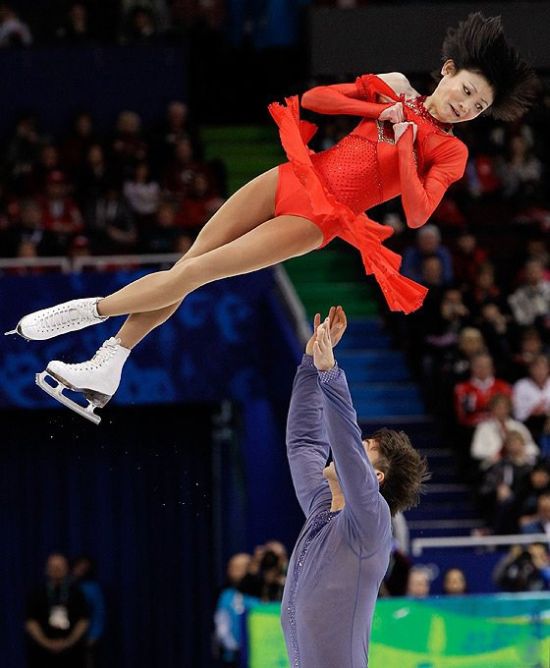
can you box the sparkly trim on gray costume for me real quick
[287,509,339,667]
[318,364,340,384]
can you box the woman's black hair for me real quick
[441,13,539,121]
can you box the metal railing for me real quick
[412,533,550,557]
[0,253,182,275]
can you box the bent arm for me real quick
[397,129,468,229]
[25,620,51,648]
[301,78,393,119]
[286,355,331,515]
[319,365,390,542]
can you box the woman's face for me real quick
[431,61,494,124]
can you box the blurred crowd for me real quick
[0,102,226,266]
[0,1,225,47]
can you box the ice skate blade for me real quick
[35,370,102,425]
[4,324,29,339]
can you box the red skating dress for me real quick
[269,74,468,314]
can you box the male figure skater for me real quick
[283,307,428,667]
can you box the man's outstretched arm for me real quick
[313,321,391,545]
[286,309,346,516]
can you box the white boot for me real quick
[5,297,108,341]
[35,337,130,424]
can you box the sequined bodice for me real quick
[311,134,383,213]
[310,95,451,215]
[311,123,393,214]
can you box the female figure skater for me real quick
[7,14,538,422]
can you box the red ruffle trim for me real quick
[268,96,428,315]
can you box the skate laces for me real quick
[67,338,121,372]
[37,302,93,332]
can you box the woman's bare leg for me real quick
[115,167,280,348]
[100,213,322,316]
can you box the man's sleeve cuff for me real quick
[318,363,340,384]
[301,354,316,369]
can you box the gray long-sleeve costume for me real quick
[281,355,392,668]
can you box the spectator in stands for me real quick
[513,355,550,442]
[0,3,32,47]
[214,552,258,668]
[25,553,90,668]
[402,224,453,285]
[71,556,105,668]
[452,231,488,288]
[463,263,503,317]
[5,114,44,195]
[176,172,224,237]
[525,237,550,277]
[124,6,157,45]
[142,202,180,253]
[479,430,534,533]
[110,111,148,178]
[444,327,487,384]
[473,304,511,377]
[31,144,62,193]
[406,567,431,598]
[39,170,84,255]
[86,185,137,255]
[465,151,501,200]
[61,112,97,173]
[123,161,160,222]
[517,462,550,520]
[471,394,538,470]
[55,2,95,45]
[150,100,196,170]
[454,352,512,429]
[422,288,470,409]
[499,134,543,205]
[76,144,112,210]
[508,259,550,330]
[512,328,547,380]
[163,137,206,201]
[494,543,550,592]
[521,492,550,536]
[442,567,468,595]
[239,542,287,602]
[14,199,45,254]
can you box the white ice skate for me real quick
[35,337,130,424]
[5,297,108,341]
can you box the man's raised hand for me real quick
[313,319,336,371]
[305,306,347,356]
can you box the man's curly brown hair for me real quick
[369,428,430,516]
[440,12,539,121]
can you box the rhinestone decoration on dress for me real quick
[403,95,453,133]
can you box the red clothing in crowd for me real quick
[454,377,512,427]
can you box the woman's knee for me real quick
[168,256,201,292]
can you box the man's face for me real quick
[472,356,493,381]
[46,554,68,584]
[323,439,384,485]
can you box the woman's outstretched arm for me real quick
[301,79,394,119]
